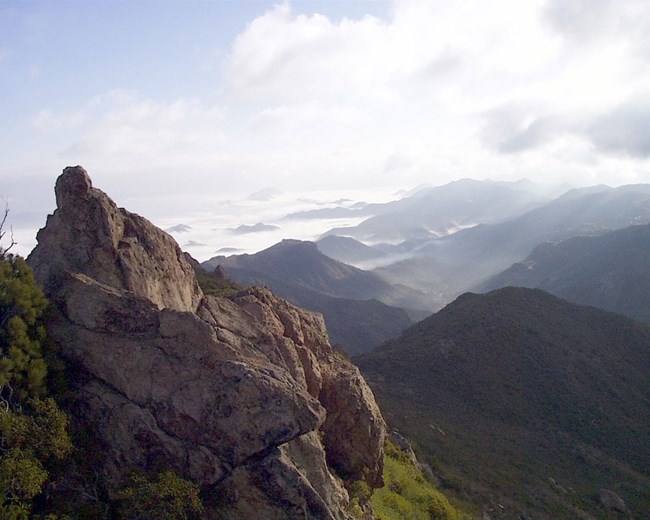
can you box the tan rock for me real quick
[28,166,386,518]
[30,165,202,313]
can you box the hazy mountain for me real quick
[165,223,192,233]
[377,183,650,307]
[478,222,650,323]
[323,178,552,243]
[357,287,650,519]
[315,235,387,266]
[202,239,430,352]
[228,222,280,234]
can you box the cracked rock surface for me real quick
[28,166,385,519]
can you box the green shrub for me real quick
[116,470,204,520]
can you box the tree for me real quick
[0,207,72,518]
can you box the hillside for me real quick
[356,288,650,519]
[478,223,650,323]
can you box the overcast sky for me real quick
[2,0,650,257]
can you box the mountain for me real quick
[315,235,387,267]
[376,183,650,307]
[479,223,650,323]
[204,239,402,302]
[27,166,386,519]
[323,178,552,243]
[203,240,431,352]
[356,288,650,519]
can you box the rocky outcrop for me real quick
[28,166,385,519]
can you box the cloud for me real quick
[13,0,650,230]
[588,97,650,158]
[543,0,650,44]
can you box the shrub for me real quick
[116,470,204,520]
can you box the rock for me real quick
[213,264,227,280]
[598,488,627,513]
[30,165,202,313]
[387,431,420,468]
[27,166,386,518]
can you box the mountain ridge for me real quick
[478,222,650,323]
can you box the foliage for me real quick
[116,470,204,520]
[347,478,372,518]
[370,441,464,520]
[0,233,72,518]
[194,267,244,298]
[0,254,49,400]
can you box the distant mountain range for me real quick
[205,180,650,351]
[356,287,650,519]
[479,222,650,323]
[202,239,429,353]
[321,178,555,243]
[372,183,650,307]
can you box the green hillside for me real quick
[357,288,650,519]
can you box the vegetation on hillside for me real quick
[357,288,650,519]
[357,440,466,520]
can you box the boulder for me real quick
[28,166,386,519]
[598,488,627,513]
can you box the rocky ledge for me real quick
[28,166,385,519]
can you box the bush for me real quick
[370,441,464,520]
[116,470,204,520]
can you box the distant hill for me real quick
[202,240,429,352]
[376,183,650,306]
[479,223,650,323]
[356,288,650,519]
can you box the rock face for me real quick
[28,166,386,519]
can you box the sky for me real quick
[2,0,650,259]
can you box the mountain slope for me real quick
[479,223,650,323]
[204,239,417,304]
[356,288,650,519]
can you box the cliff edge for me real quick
[28,166,385,519]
